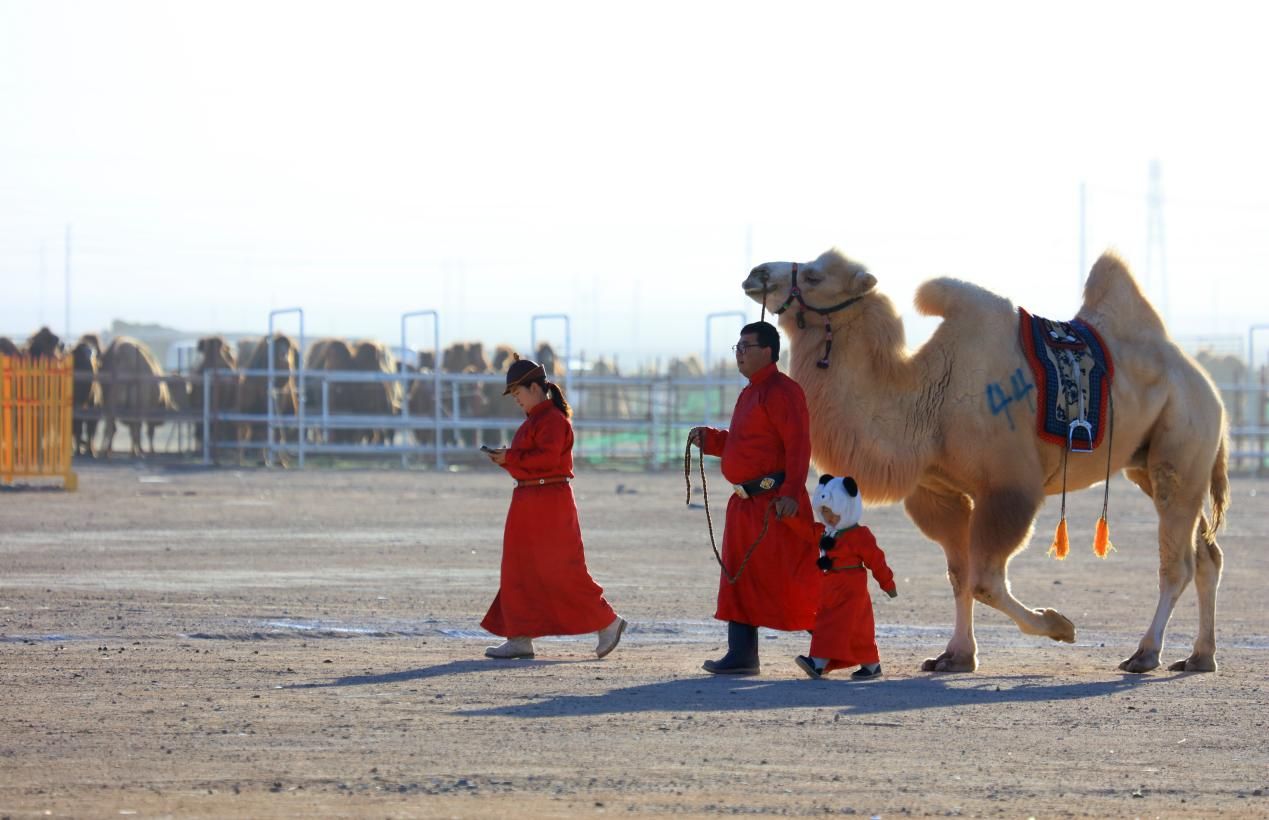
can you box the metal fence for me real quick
[73,366,747,470]
[70,368,1269,474]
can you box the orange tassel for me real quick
[1048,518,1069,560]
[1093,516,1114,558]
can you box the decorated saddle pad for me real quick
[1018,308,1114,450]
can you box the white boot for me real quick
[485,637,534,659]
[595,616,628,659]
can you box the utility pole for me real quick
[1145,161,1168,324]
[40,242,48,328]
[64,224,72,339]
[1078,181,1087,300]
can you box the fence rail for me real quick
[66,367,1269,474]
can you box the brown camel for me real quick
[191,336,238,460]
[349,340,401,445]
[71,335,103,457]
[743,248,1229,674]
[25,326,63,358]
[236,333,298,465]
[99,336,177,457]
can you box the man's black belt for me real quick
[732,471,785,499]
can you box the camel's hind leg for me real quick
[905,486,978,672]
[1120,464,1216,673]
[968,488,1077,645]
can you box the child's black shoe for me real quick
[851,663,882,680]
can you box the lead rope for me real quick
[684,438,774,585]
[759,271,770,323]
[1094,390,1116,557]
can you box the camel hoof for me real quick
[921,652,977,673]
[1040,608,1076,643]
[1167,655,1217,673]
[1118,649,1160,674]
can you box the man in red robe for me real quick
[689,321,822,674]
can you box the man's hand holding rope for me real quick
[771,495,798,519]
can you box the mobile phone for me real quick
[480,445,494,453]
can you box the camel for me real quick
[304,338,351,444]
[191,336,238,460]
[439,342,491,447]
[743,249,1229,674]
[236,333,298,464]
[99,336,177,457]
[70,335,103,457]
[349,340,401,445]
[25,326,63,358]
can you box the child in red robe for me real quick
[795,474,897,680]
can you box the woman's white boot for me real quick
[485,637,535,659]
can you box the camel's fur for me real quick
[744,248,1230,674]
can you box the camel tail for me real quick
[1207,435,1230,540]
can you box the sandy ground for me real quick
[1,461,1267,819]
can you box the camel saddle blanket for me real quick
[1018,308,1114,451]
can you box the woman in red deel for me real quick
[480,356,627,660]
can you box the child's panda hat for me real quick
[813,474,863,530]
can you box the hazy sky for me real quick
[3,1,1268,368]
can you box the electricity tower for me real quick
[1145,160,1168,323]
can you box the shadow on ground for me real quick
[451,671,1187,718]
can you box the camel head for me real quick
[26,325,63,358]
[742,248,877,321]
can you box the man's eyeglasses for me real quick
[731,342,766,354]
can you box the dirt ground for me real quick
[1,461,1267,819]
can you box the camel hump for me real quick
[1080,251,1166,335]
[914,277,1012,320]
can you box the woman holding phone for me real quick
[480,356,627,660]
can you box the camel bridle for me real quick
[762,262,864,369]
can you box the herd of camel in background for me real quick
[0,326,612,463]
[1,324,1259,468]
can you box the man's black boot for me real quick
[702,621,760,675]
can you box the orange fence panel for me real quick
[0,354,77,490]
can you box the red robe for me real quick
[481,401,616,638]
[700,362,821,631]
[809,524,895,670]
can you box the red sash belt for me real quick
[514,476,572,488]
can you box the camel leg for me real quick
[1120,460,1209,673]
[905,487,978,672]
[1169,514,1222,672]
[128,422,142,457]
[236,423,249,467]
[968,488,1077,644]
[101,418,116,459]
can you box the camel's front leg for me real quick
[969,489,1076,645]
[905,487,978,672]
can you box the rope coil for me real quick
[684,437,773,585]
